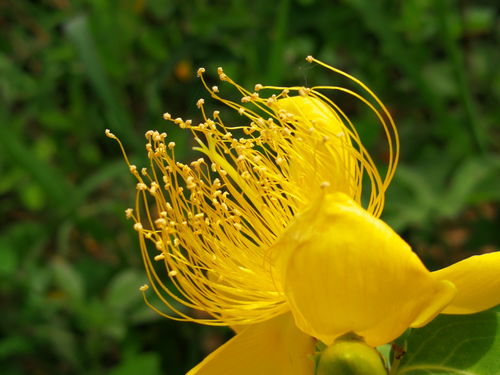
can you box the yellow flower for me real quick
[107,56,500,374]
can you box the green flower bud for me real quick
[316,335,387,375]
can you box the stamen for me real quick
[109,56,398,328]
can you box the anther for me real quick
[299,87,310,97]
[306,55,314,63]
[155,218,167,227]
[320,181,331,189]
[196,67,205,77]
[139,284,149,292]
[196,98,205,108]
[163,112,171,120]
[125,208,133,218]
[154,253,165,261]
[104,129,116,139]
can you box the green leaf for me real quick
[36,323,80,367]
[109,352,161,375]
[395,308,500,374]
[0,112,75,210]
[65,15,140,151]
[440,156,500,218]
[0,335,32,359]
[106,269,146,312]
[0,236,18,277]
[51,258,85,303]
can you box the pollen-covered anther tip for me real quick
[196,67,205,77]
[129,165,137,173]
[154,253,165,261]
[133,223,143,231]
[169,270,178,277]
[104,129,115,138]
[155,218,167,227]
[168,141,176,149]
[125,208,133,218]
[320,181,331,189]
[254,83,263,91]
[306,55,314,63]
[196,98,205,108]
[299,87,310,97]
[238,107,245,115]
[163,112,171,120]
[211,85,219,93]
[266,96,277,105]
[139,284,149,292]
[241,96,251,103]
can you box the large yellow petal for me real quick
[433,252,500,314]
[273,96,358,203]
[274,192,456,347]
[187,312,315,375]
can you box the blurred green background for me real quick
[1,0,499,374]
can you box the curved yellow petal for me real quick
[275,192,456,347]
[273,96,359,204]
[187,313,315,375]
[275,96,346,135]
[433,252,500,314]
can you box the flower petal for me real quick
[433,252,500,314]
[275,192,456,347]
[273,96,359,205]
[187,313,315,375]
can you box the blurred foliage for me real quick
[0,0,498,374]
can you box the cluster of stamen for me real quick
[106,56,398,327]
